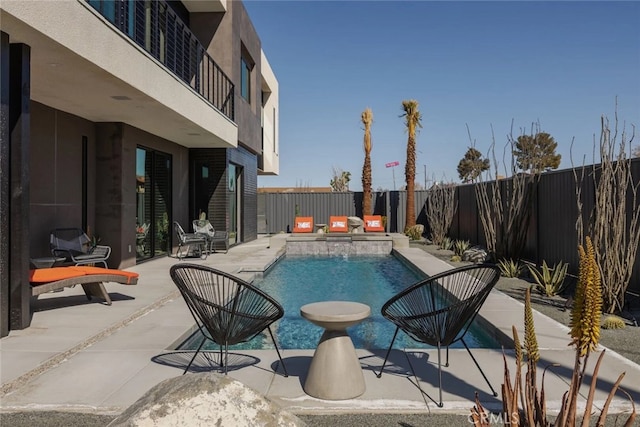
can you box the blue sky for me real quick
[245,1,640,191]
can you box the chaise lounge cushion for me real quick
[364,215,385,232]
[30,266,139,306]
[293,217,314,233]
[30,266,139,285]
[329,216,348,232]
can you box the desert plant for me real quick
[425,182,457,246]
[439,236,453,251]
[453,239,471,257]
[450,255,462,262]
[361,107,373,216]
[573,106,640,314]
[405,224,423,241]
[475,122,541,261]
[329,167,351,192]
[401,99,422,231]
[498,258,525,278]
[527,260,568,297]
[602,315,626,330]
[475,238,636,427]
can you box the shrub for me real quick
[498,258,524,278]
[405,225,423,241]
[453,239,471,257]
[527,260,568,297]
[602,315,626,330]
[439,236,453,251]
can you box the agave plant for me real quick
[439,236,453,251]
[498,258,524,278]
[453,239,471,257]
[527,260,568,297]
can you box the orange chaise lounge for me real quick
[364,215,385,232]
[293,217,314,233]
[30,266,139,306]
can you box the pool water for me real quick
[178,254,500,351]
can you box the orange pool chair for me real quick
[329,216,348,232]
[30,266,139,305]
[364,215,385,232]
[293,217,314,233]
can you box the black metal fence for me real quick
[258,159,640,297]
[86,0,234,120]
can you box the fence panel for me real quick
[258,158,639,301]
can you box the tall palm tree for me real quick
[361,108,373,216]
[401,99,422,231]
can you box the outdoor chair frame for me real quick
[376,264,500,407]
[50,227,111,268]
[169,264,288,376]
[173,221,207,260]
[192,220,229,254]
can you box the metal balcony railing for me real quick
[86,0,234,121]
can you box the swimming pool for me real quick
[178,254,500,350]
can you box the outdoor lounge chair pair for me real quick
[167,262,498,406]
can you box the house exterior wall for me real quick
[190,0,262,155]
[0,0,277,334]
[260,51,279,175]
[29,102,97,258]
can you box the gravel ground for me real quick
[413,242,640,366]
[0,410,634,426]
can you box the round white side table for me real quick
[300,301,370,400]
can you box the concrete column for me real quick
[9,43,31,330]
[0,32,10,337]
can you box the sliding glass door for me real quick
[136,147,172,262]
[228,163,242,246]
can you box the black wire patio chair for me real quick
[173,221,207,260]
[169,264,288,376]
[376,264,500,407]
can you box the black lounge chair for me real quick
[376,264,500,407]
[169,264,288,376]
[50,227,111,268]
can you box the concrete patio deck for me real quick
[1,234,638,421]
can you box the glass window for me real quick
[241,56,251,102]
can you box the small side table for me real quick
[300,301,370,400]
[314,224,326,234]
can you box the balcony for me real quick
[86,0,234,121]
[1,0,237,147]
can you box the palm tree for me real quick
[401,99,422,231]
[361,108,373,216]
